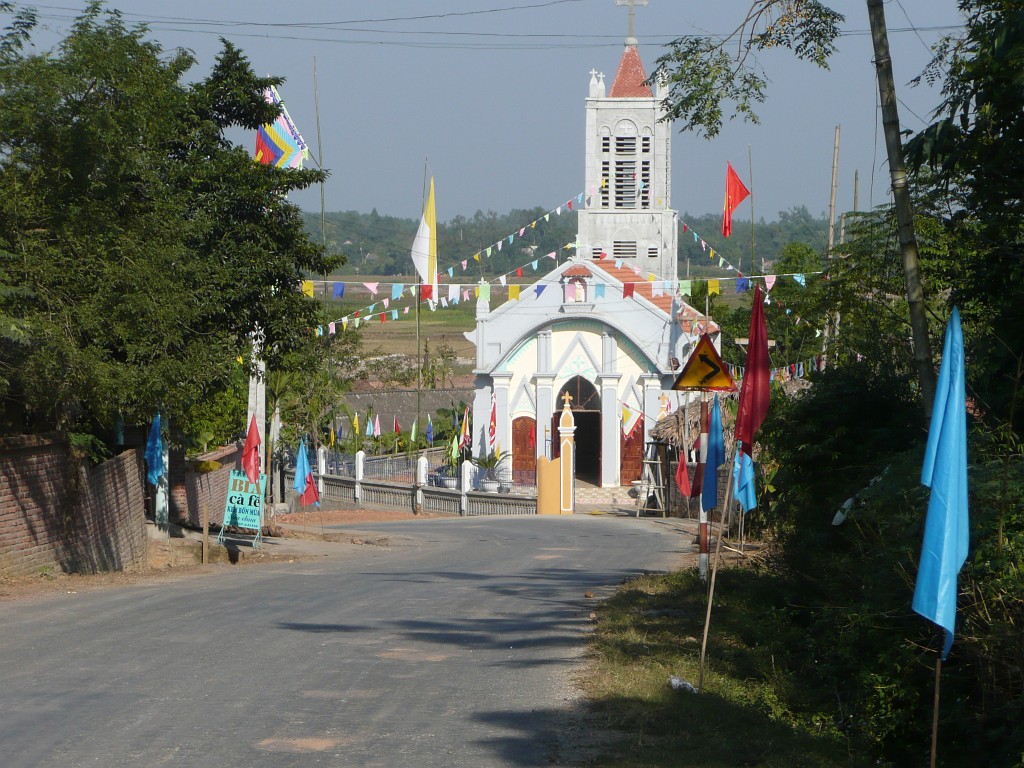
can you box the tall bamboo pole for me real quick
[866,0,936,414]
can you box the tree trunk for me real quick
[867,0,936,414]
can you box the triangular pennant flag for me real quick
[364,282,379,295]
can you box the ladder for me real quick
[636,441,666,517]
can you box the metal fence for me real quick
[285,448,538,517]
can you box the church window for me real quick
[613,133,638,209]
[602,136,610,153]
[642,136,652,154]
[615,159,636,208]
[640,160,651,208]
[613,240,637,258]
[601,160,610,208]
[648,246,659,259]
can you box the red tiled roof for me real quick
[563,264,593,277]
[590,258,720,333]
[609,46,652,98]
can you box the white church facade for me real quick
[466,34,720,488]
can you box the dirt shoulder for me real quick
[1,506,431,603]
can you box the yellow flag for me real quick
[708,280,721,296]
[410,178,437,288]
[301,280,314,298]
[509,285,521,300]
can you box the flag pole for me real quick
[698,443,736,692]
[748,144,756,274]
[930,655,941,768]
[416,157,428,459]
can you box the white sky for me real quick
[20,0,965,222]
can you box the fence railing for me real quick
[285,448,537,517]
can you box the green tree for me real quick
[906,0,1024,430]
[0,4,339,441]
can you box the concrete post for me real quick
[354,450,365,505]
[558,394,576,515]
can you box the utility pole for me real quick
[827,125,840,252]
[867,0,936,414]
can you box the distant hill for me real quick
[302,206,830,278]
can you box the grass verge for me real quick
[580,560,875,768]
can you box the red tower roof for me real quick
[609,46,652,98]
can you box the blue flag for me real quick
[144,413,164,485]
[293,438,312,496]
[733,450,757,513]
[912,308,969,659]
[426,415,434,445]
[702,395,725,510]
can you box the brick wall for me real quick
[180,443,242,529]
[0,435,148,577]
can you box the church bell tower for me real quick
[578,0,677,280]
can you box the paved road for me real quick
[0,515,692,767]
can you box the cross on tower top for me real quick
[561,392,574,407]
[615,0,648,46]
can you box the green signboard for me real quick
[222,470,266,531]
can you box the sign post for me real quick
[672,335,737,579]
[219,470,267,550]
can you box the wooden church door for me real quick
[511,416,536,485]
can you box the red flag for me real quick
[488,391,497,449]
[675,453,691,496]
[241,414,261,484]
[722,162,750,238]
[394,416,400,434]
[623,283,635,299]
[420,284,434,301]
[735,285,770,452]
[299,471,319,506]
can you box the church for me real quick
[466,24,721,488]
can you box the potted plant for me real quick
[431,436,461,489]
[471,445,509,493]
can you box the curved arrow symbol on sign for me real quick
[698,353,721,385]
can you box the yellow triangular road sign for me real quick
[672,335,737,391]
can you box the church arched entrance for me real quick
[552,376,601,483]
